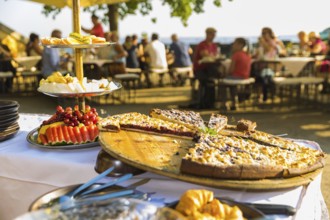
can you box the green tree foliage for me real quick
[42,0,231,31]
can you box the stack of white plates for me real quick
[0,100,20,142]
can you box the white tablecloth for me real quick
[0,114,328,220]
[83,59,114,67]
[276,57,315,76]
[15,56,42,70]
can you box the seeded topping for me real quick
[99,109,325,180]
[208,113,228,133]
[150,108,205,130]
[186,133,323,169]
[100,112,196,138]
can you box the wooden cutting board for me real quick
[99,130,322,191]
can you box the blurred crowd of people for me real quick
[2,14,330,105]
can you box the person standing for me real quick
[96,32,112,59]
[123,35,139,68]
[26,33,43,56]
[193,27,219,109]
[297,31,310,56]
[169,34,192,85]
[137,35,149,73]
[26,33,43,70]
[105,31,127,77]
[169,34,192,68]
[0,39,16,92]
[144,33,167,69]
[308,31,327,57]
[41,29,66,78]
[82,14,104,38]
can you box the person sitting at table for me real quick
[169,33,193,85]
[137,34,149,75]
[123,35,139,69]
[254,27,284,102]
[26,33,43,56]
[81,14,104,38]
[308,31,327,57]
[144,33,168,87]
[132,34,139,47]
[104,31,127,77]
[221,38,251,110]
[297,31,310,56]
[26,33,43,70]
[0,39,16,92]
[254,27,279,60]
[41,29,68,78]
[192,27,220,109]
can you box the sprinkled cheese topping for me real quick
[186,133,323,169]
[150,108,205,130]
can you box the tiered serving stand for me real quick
[39,0,121,111]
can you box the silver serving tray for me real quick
[27,128,100,150]
[42,42,115,49]
[37,81,122,98]
[29,183,126,211]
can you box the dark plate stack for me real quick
[0,100,20,142]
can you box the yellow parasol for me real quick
[27,0,127,8]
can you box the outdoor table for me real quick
[198,56,228,76]
[273,57,315,77]
[15,56,42,70]
[0,113,328,220]
[82,59,114,67]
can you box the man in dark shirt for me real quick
[169,34,192,86]
[169,34,192,68]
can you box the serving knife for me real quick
[76,178,151,200]
[219,198,296,216]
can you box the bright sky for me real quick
[0,0,330,40]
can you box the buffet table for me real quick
[0,114,328,220]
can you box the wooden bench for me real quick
[113,73,141,103]
[273,76,324,106]
[217,77,255,110]
[170,66,193,86]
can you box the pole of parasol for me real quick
[72,0,85,111]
